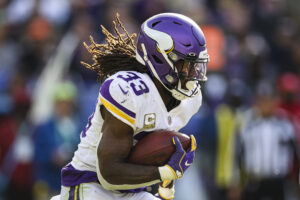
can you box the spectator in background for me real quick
[277,73,300,137]
[238,81,300,200]
[33,81,80,200]
[214,79,250,200]
[0,74,34,200]
[276,73,300,188]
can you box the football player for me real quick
[51,12,209,200]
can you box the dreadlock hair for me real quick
[81,13,148,83]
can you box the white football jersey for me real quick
[61,71,202,187]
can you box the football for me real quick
[127,130,191,166]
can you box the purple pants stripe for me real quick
[68,186,75,200]
[68,185,80,200]
[76,185,80,200]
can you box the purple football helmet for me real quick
[136,13,209,100]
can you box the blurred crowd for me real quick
[0,0,300,199]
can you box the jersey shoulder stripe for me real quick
[99,78,136,127]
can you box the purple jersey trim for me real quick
[61,164,98,186]
[61,164,146,193]
[100,79,136,118]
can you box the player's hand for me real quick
[156,180,175,200]
[165,135,196,179]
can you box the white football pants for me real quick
[50,182,160,200]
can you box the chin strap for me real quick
[171,90,188,101]
[171,80,200,101]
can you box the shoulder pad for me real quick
[99,71,151,129]
[99,72,137,128]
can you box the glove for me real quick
[158,135,197,180]
[155,180,175,200]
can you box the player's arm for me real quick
[97,106,161,189]
[97,106,196,192]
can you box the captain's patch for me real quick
[143,113,156,129]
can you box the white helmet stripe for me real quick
[140,43,168,87]
[135,50,145,65]
[160,49,175,70]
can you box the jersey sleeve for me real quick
[99,75,137,129]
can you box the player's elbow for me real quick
[99,162,120,185]
[98,175,118,190]
[99,175,116,190]
[98,163,124,191]
[100,171,118,185]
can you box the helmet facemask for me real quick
[164,49,209,100]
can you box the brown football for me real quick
[127,130,191,166]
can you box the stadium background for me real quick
[0,0,300,199]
